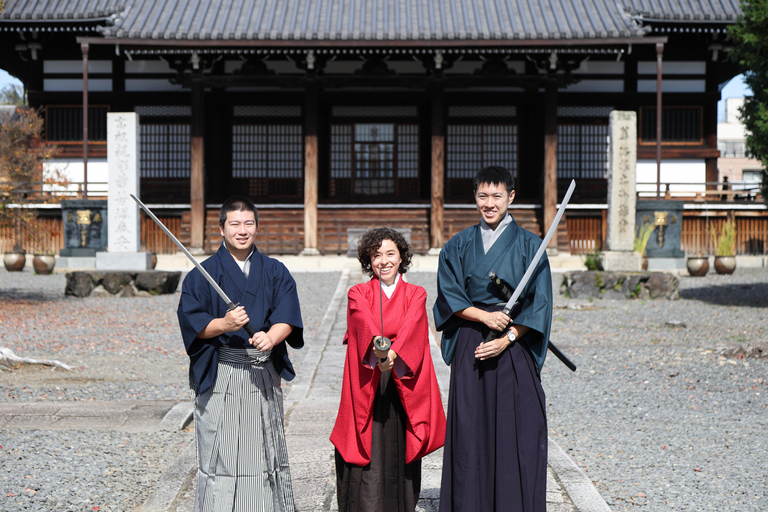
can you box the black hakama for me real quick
[439,313,547,512]
[335,370,422,512]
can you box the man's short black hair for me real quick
[219,196,259,227]
[473,165,515,194]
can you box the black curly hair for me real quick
[356,227,413,278]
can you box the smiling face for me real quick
[371,239,402,286]
[475,181,515,230]
[220,209,257,261]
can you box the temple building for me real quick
[0,0,750,256]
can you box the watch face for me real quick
[507,331,516,341]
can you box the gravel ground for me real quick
[2,266,767,511]
[0,268,341,402]
[408,268,768,512]
[1,429,189,511]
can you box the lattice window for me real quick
[139,124,190,179]
[45,105,108,142]
[639,106,703,144]
[329,123,419,199]
[231,124,303,198]
[331,106,418,117]
[557,124,609,179]
[445,124,518,199]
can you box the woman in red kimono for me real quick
[331,227,446,512]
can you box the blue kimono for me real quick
[433,214,552,512]
[177,243,304,395]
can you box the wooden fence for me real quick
[3,208,767,257]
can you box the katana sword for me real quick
[482,179,576,345]
[489,270,576,372]
[130,194,257,337]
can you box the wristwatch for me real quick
[507,330,516,342]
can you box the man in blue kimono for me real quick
[434,166,553,512]
[178,196,303,512]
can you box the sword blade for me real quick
[503,179,576,314]
[129,194,235,309]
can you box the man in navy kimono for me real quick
[178,196,303,512]
[434,166,553,512]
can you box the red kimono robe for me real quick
[330,278,446,466]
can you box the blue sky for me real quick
[0,68,754,114]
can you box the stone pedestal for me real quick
[602,111,640,271]
[601,251,643,272]
[98,112,148,271]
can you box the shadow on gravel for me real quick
[680,283,768,307]
[0,289,66,303]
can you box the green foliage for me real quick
[0,84,26,107]
[634,222,654,256]
[710,218,737,256]
[584,247,602,270]
[729,2,768,206]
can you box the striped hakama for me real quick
[194,347,295,512]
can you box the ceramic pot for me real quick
[686,256,709,277]
[3,252,26,272]
[32,254,56,275]
[151,253,158,269]
[714,255,736,275]
[642,258,648,271]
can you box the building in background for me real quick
[718,97,764,197]
[1,0,758,257]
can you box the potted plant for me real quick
[1,107,58,271]
[710,218,737,275]
[634,221,654,270]
[686,252,709,277]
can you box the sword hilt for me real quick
[483,306,513,343]
[227,302,257,338]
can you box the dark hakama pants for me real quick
[336,370,422,512]
[439,312,547,512]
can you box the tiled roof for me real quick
[0,0,125,20]
[623,0,742,22]
[0,0,743,40]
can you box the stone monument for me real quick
[601,111,643,271]
[96,112,152,270]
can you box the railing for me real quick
[637,181,762,202]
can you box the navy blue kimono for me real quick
[433,214,553,512]
[177,243,304,395]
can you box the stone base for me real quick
[60,248,98,257]
[56,256,96,270]
[299,247,321,256]
[600,251,643,272]
[65,270,181,298]
[561,271,679,300]
[95,252,152,271]
[647,257,687,271]
[427,247,442,256]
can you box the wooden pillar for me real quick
[81,42,89,199]
[190,77,205,252]
[543,78,558,248]
[302,84,320,255]
[656,42,664,199]
[430,85,445,251]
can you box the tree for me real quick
[0,84,27,106]
[0,107,58,252]
[729,1,768,205]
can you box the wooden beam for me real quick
[656,42,664,199]
[81,42,89,199]
[190,77,205,252]
[303,84,319,255]
[430,84,445,250]
[543,78,558,249]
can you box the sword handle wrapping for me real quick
[483,306,512,343]
[228,302,257,338]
